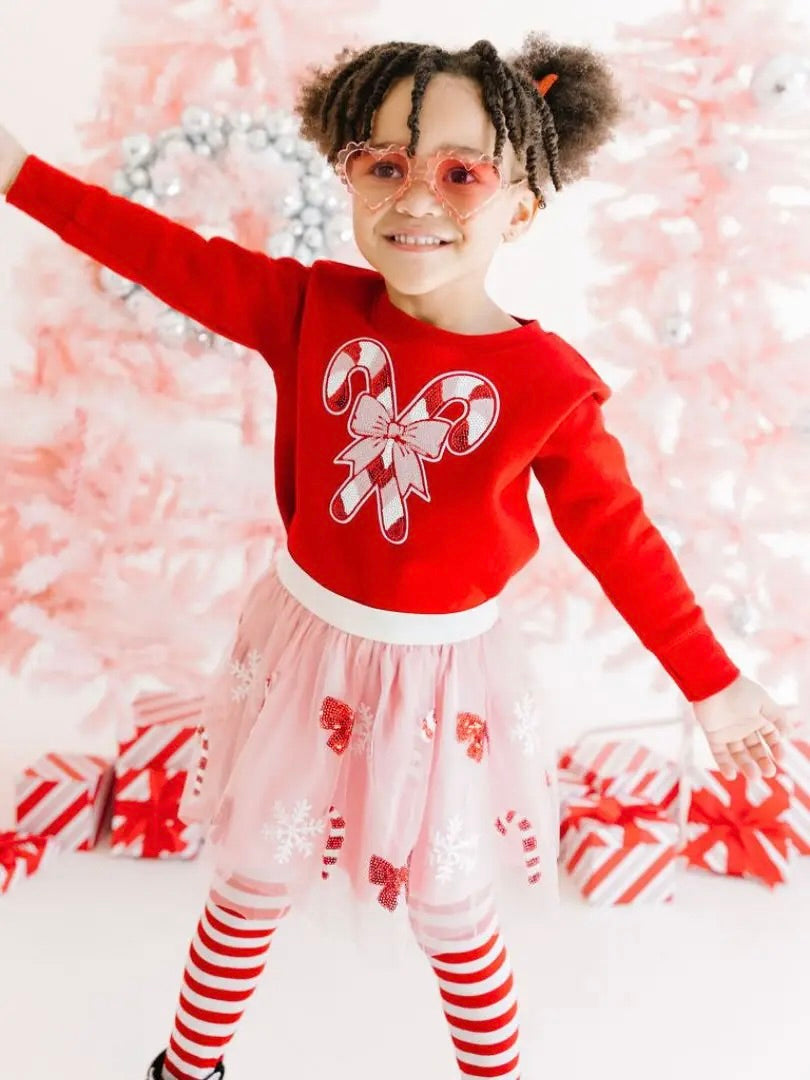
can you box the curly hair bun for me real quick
[509,32,628,186]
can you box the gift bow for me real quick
[368,854,410,912]
[685,775,790,888]
[0,831,50,881]
[562,795,671,846]
[341,393,452,498]
[113,770,190,858]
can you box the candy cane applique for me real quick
[323,338,500,544]
[495,809,542,885]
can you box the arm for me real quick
[2,143,309,357]
[532,393,741,703]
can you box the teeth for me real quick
[390,235,445,246]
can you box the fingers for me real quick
[710,732,780,781]
[758,722,785,763]
[743,732,777,778]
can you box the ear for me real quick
[502,189,541,243]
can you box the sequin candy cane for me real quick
[495,809,542,885]
[322,806,346,881]
[323,338,500,544]
[190,725,209,798]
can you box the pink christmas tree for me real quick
[510,0,809,714]
[1,0,375,736]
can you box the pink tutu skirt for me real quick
[179,545,562,950]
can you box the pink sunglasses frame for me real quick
[334,140,539,222]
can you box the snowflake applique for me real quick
[230,648,263,702]
[510,691,542,756]
[350,702,375,759]
[261,799,326,864]
[428,815,479,884]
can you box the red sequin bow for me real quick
[562,795,671,846]
[685,775,790,888]
[113,770,190,857]
[369,854,410,912]
[536,73,559,98]
[319,696,355,755]
[456,712,489,762]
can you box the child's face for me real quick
[348,73,538,298]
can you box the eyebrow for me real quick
[368,141,488,156]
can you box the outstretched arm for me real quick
[1,128,309,357]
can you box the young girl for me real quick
[1,32,791,1080]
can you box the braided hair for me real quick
[294,33,627,202]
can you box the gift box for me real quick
[117,690,206,774]
[1,831,59,895]
[775,733,810,855]
[558,737,680,809]
[15,752,115,852]
[110,767,203,859]
[559,793,680,905]
[683,770,793,888]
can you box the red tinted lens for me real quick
[435,158,502,216]
[344,148,410,205]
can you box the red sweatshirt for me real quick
[5,154,741,702]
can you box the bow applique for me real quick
[369,853,410,911]
[319,696,355,756]
[457,712,489,763]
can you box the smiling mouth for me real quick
[384,235,453,251]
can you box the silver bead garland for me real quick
[99,105,353,354]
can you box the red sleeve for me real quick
[4,155,309,362]
[532,393,741,703]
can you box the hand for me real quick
[0,123,28,195]
[691,673,797,781]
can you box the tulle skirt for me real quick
[179,545,562,955]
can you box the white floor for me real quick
[2,836,809,1080]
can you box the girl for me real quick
[1,32,791,1080]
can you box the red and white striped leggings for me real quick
[160,870,522,1080]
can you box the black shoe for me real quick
[147,1049,225,1079]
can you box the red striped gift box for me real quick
[14,753,115,852]
[559,794,680,905]
[776,734,810,855]
[117,691,206,775]
[110,767,203,859]
[558,737,680,809]
[684,770,793,888]
[1,831,59,895]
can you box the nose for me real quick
[393,174,443,217]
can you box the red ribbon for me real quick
[368,854,409,912]
[457,712,488,763]
[320,696,355,756]
[536,73,559,98]
[562,795,671,846]
[113,770,190,858]
[685,774,790,888]
[0,831,50,886]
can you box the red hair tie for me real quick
[535,73,559,98]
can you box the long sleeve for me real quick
[4,154,309,361]
[532,393,740,703]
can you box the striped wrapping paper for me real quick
[776,734,810,855]
[684,770,793,888]
[559,804,680,905]
[117,691,206,775]
[14,753,115,852]
[110,767,203,859]
[1,831,60,895]
[558,738,680,809]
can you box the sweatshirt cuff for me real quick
[5,154,83,234]
[654,627,741,703]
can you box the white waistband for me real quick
[274,547,500,645]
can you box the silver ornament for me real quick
[750,54,810,111]
[109,104,352,351]
[267,232,296,258]
[121,134,153,168]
